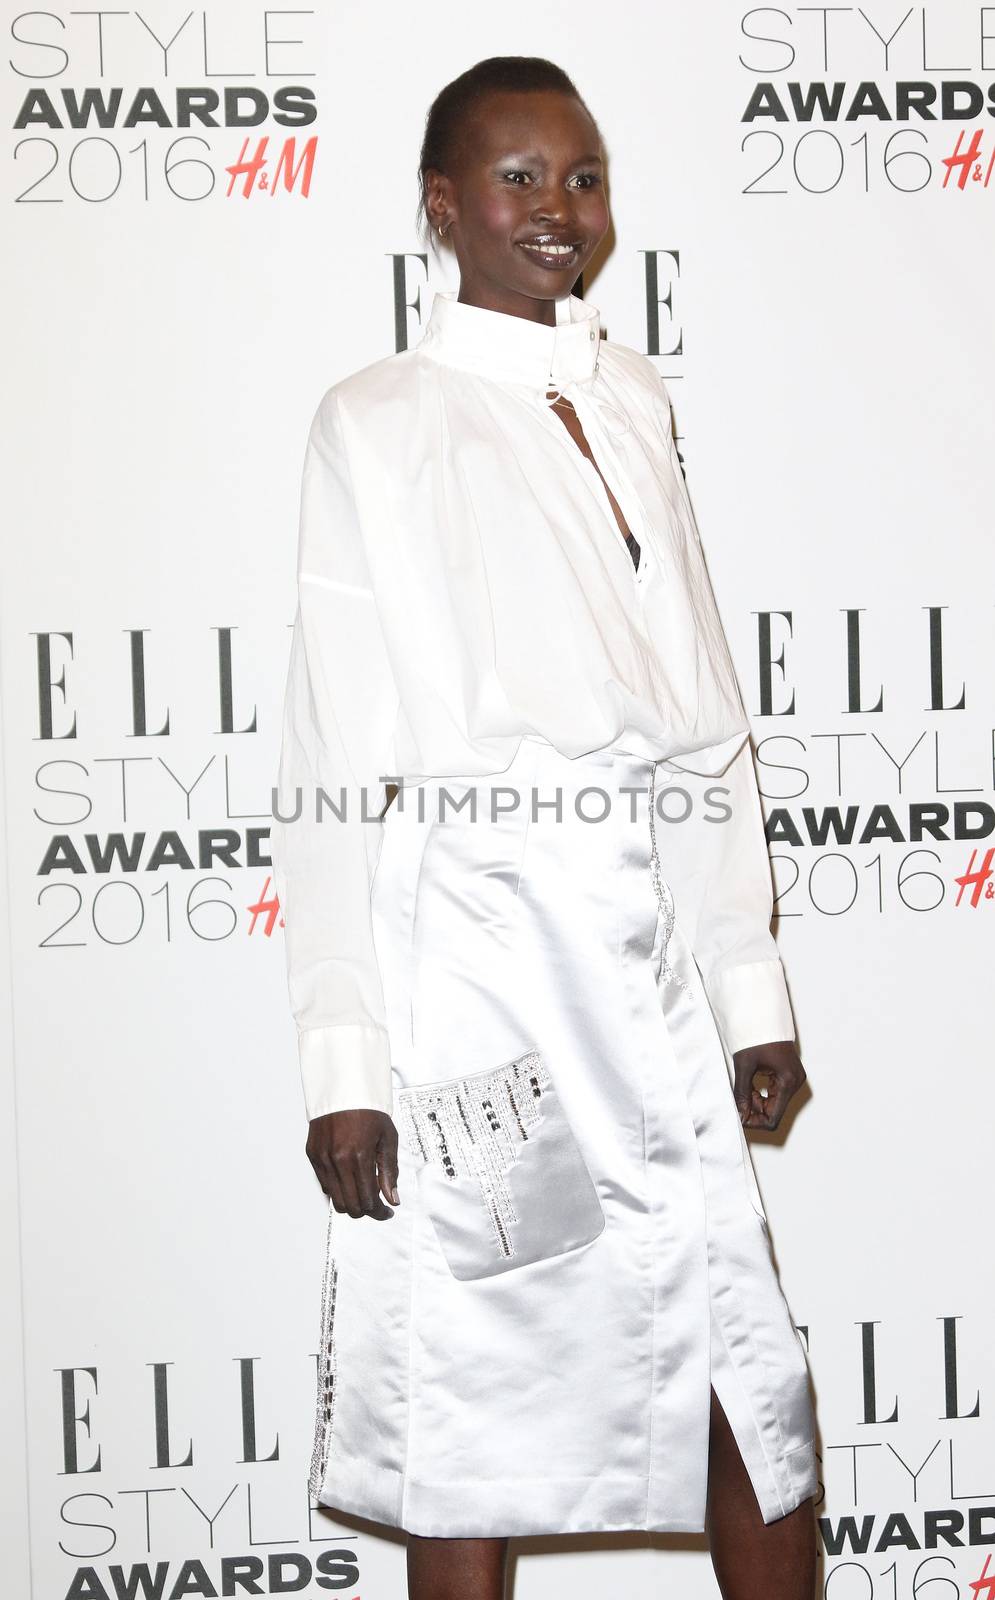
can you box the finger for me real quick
[753,1080,774,1121]
[307,1138,343,1205]
[743,1079,773,1129]
[333,1159,366,1219]
[350,1151,392,1221]
[320,1165,348,1215]
[732,1063,754,1124]
[377,1134,400,1208]
[744,1075,783,1130]
[762,1077,793,1130]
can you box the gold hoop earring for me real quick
[438,222,450,240]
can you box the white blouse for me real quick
[271,288,796,1121]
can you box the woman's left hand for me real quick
[731,1041,806,1131]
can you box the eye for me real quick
[569,172,603,189]
[502,169,534,185]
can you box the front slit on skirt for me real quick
[306,735,818,1537]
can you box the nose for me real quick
[529,178,572,228]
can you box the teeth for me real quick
[521,242,576,255]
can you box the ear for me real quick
[422,166,456,234]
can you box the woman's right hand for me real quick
[306,1110,400,1220]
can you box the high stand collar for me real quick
[416,287,602,393]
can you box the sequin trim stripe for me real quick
[648,762,689,993]
[308,1201,338,1501]
[397,1050,549,1260]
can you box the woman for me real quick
[271,54,819,1600]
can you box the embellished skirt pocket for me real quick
[396,1047,606,1281]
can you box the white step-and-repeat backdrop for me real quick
[4,2,993,1595]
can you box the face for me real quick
[424,88,610,323]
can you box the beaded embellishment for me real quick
[648,762,689,993]
[308,1202,338,1500]
[397,1050,549,1260]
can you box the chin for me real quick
[513,264,584,298]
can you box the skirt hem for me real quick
[313,1446,819,1539]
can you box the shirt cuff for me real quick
[706,959,796,1056]
[299,1023,394,1120]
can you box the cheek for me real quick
[470,190,523,238]
[580,190,611,238]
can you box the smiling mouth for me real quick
[518,239,581,266]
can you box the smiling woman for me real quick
[271,53,819,1600]
[415,70,609,310]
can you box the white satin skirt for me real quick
[308,736,818,1537]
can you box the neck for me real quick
[455,278,564,328]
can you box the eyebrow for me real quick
[492,151,604,165]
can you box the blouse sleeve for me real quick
[270,391,400,1121]
[659,735,796,1055]
[638,365,796,1053]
